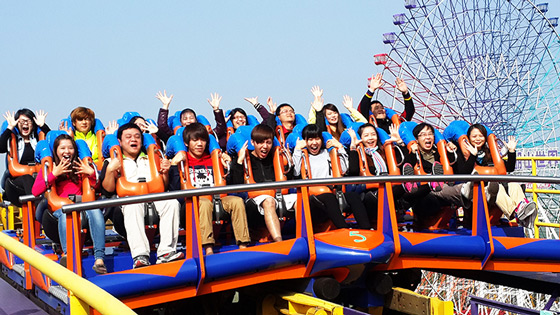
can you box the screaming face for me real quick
[306,137,322,155]
[251,139,273,159]
[417,126,434,152]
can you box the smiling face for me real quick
[17,115,33,138]
[416,126,434,152]
[251,139,273,159]
[56,139,76,164]
[325,109,339,125]
[73,117,92,134]
[188,138,207,159]
[360,126,378,149]
[231,112,247,129]
[468,128,486,150]
[306,137,322,155]
[371,102,386,119]
[181,112,197,127]
[119,128,143,158]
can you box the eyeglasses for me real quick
[18,119,32,125]
[418,132,434,138]
[279,109,294,115]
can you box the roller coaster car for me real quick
[1,120,45,178]
[399,122,456,230]
[444,121,508,226]
[102,132,165,237]
[275,113,307,148]
[166,129,230,225]
[227,125,294,240]
[58,117,106,169]
[224,110,260,141]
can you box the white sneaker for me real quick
[516,199,536,221]
[461,181,473,200]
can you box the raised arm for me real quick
[342,95,367,123]
[156,90,174,141]
[359,74,384,120]
[396,78,415,121]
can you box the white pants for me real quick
[122,199,180,258]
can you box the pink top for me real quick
[32,167,97,197]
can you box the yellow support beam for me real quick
[0,231,136,315]
[386,287,454,315]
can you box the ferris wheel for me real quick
[374,0,560,313]
[375,0,560,152]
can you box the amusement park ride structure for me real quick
[3,1,560,314]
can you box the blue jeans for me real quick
[53,209,106,260]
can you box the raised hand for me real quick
[207,93,222,111]
[267,96,277,114]
[348,128,361,150]
[395,77,408,94]
[506,136,517,152]
[52,158,72,177]
[368,73,384,92]
[59,121,72,135]
[244,96,258,107]
[237,141,248,164]
[145,121,159,134]
[34,110,48,127]
[155,90,174,110]
[326,138,343,150]
[295,138,306,151]
[311,96,324,112]
[387,124,402,143]
[310,85,323,99]
[3,111,17,130]
[462,139,478,157]
[105,120,118,135]
[73,159,94,177]
[342,95,353,111]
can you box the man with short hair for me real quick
[172,122,250,255]
[229,124,296,242]
[101,123,183,268]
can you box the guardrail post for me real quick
[70,291,90,315]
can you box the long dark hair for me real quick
[357,123,385,158]
[53,134,80,184]
[320,104,345,140]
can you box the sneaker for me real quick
[485,182,499,205]
[430,161,444,192]
[133,255,151,269]
[402,163,418,194]
[156,251,185,264]
[516,199,536,221]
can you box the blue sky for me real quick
[1,1,409,127]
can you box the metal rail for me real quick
[0,232,136,315]
[50,174,560,213]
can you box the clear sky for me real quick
[1,1,410,127]
[1,1,560,174]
